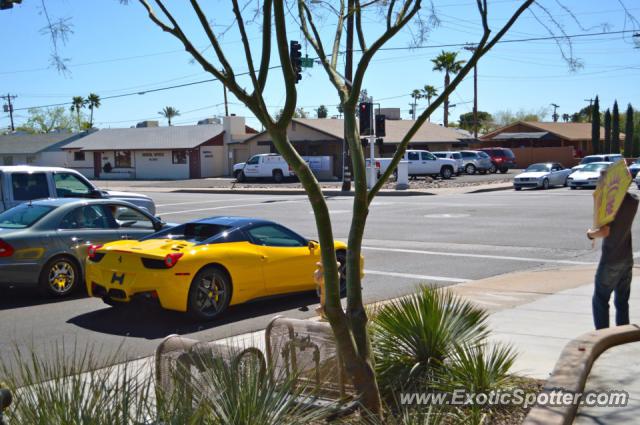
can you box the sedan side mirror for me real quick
[153,220,164,231]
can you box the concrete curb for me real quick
[171,188,435,196]
[522,324,640,425]
[465,183,513,194]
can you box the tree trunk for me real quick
[443,72,450,127]
[269,126,381,415]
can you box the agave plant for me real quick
[371,286,489,394]
[440,343,517,396]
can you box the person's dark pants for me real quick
[592,262,633,329]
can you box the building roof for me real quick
[0,131,84,155]
[492,131,549,140]
[62,124,225,151]
[482,121,624,142]
[243,118,464,145]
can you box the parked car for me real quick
[0,166,156,214]
[628,158,640,178]
[512,163,572,191]
[567,162,612,189]
[233,154,295,183]
[460,150,494,174]
[0,198,170,297]
[86,216,359,320]
[571,154,623,171]
[376,150,457,180]
[433,151,464,175]
[478,148,517,173]
[635,172,640,189]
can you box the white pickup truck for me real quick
[376,150,458,179]
[233,154,295,183]
[0,166,156,214]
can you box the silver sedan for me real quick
[513,163,572,190]
[0,198,169,297]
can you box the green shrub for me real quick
[371,285,489,393]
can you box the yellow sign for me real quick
[593,159,632,228]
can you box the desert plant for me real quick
[371,286,489,394]
[438,343,517,395]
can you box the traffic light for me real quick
[289,40,302,84]
[359,102,373,136]
[375,114,386,137]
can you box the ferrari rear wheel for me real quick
[188,266,232,321]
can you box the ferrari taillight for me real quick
[164,253,183,268]
[0,239,14,257]
[88,244,103,261]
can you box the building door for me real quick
[93,152,101,178]
[189,148,201,179]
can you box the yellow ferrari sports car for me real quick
[86,216,351,320]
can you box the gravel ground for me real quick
[95,170,519,191]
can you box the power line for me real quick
[12,29,638,112]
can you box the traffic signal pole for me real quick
[1,94,16,132]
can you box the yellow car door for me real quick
[246,224,319,295]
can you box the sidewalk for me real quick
[44,265,640,423]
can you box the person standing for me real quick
[588,192,639,329]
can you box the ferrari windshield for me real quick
[582,163,609,172]
[144,223,231,243]
[525,164,551,172]
[0,204,55,229]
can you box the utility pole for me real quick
[463,45,479,139]
[1,94,17,132]
[551,103,560,122]
[341,0,354,192]
[223,85,229,116]
[584,98,594,122]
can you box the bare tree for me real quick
[139,0,556,414]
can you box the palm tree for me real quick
[421,85,438,122]
[431,51,465,127]
[86,93,101,128]
[409,89,422,120]
[70,96,86,129]
[159,106,181,126]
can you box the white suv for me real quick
[433,151,464,175]
[572,154,623,171]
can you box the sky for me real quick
[1,0,639,132]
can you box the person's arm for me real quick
[587,225,610,240]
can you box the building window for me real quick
[3,156,13,166]
[26,155,37,164]
[73,152,85,161]
[172,150,187,164]
[114,151,132,168]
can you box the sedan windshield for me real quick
[525,164,551,172]
[582,163,609,172]
[0,204,55,229]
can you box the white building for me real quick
[62,116,254,179]
[0,131,84,167]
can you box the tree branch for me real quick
[330,0,346,70]
[355,0,367,51]
[368,0,535,202]
[231,0,260,92]
[298,1,347,96]
[273,0,298,126]
[386,0,397,30]
[257,0,273,92]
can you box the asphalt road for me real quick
[1,186,638,371]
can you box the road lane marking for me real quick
[362,246,595,265]
[159,200,302,216]
[157,197,273,207]
[364,270,468,283]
